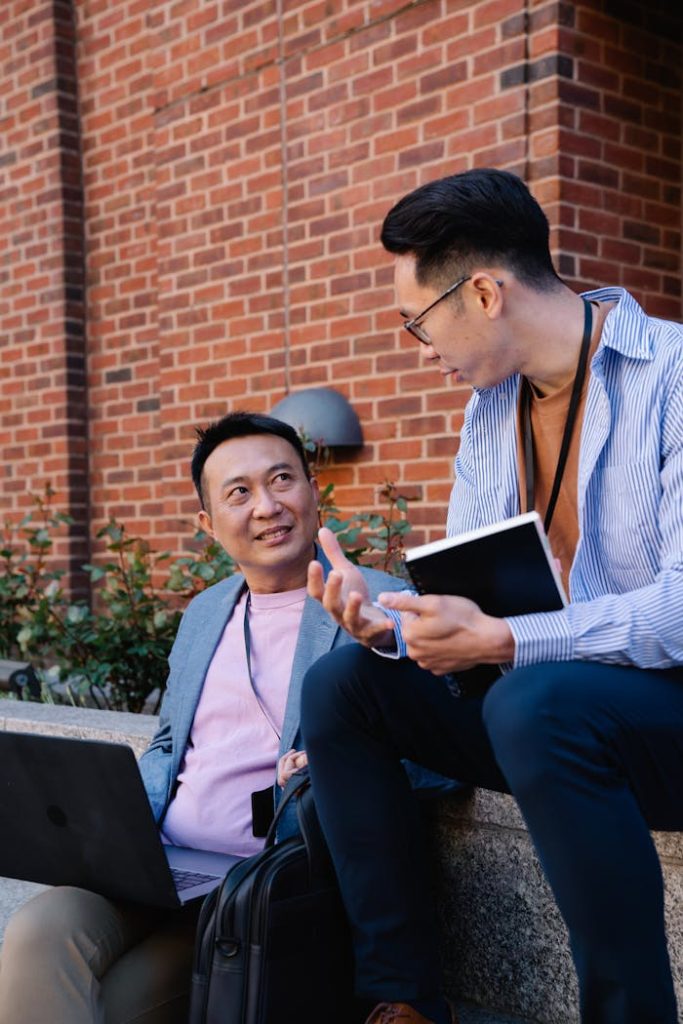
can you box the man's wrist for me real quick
[482,616,515,664]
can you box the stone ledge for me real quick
[430,790,683,1023]
[443,785,683,864]
[0,700,157,758]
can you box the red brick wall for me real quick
[542,1,682,318]
[1,0,680,581]
[0,0,88,588]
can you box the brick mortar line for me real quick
[276,0,291,395]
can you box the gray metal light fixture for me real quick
[270,387,363,447]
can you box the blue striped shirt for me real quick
[444,288,683,671]
[384,288,683,671]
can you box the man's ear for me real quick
[470,272,504,319]
[309,474,320,506]
[197,508,214,538]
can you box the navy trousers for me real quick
[300,647,683,1023]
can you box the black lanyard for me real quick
[522,297,593,534]
[243,592,281,740]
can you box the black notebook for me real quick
[403,511,567,618]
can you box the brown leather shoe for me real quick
[364,1002,458,1024]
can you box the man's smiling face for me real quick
[197,433,320,593]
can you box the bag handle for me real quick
[265,769,333,886]
[264,769,309,846]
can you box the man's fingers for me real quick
[308,551,391,644]
[342,588,363,616]
[279,748,309,786]
[312,569,354,627]
[378,591,425,615]
[343,595,394,641]
[308,551,353,611]
[321,569,344,615]
[307,559,324,601]
[317,526,351,570]
[277,749,297,787]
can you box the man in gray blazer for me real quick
[0,411,419,1024]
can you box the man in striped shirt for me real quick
[302,168,683,1024]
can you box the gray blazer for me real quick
[139,547,407,824]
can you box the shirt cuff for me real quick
[505,609,574,668]
[370,604,407,659]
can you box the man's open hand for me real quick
[308,527,396,648]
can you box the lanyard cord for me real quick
[243,592,281,741]
[522,297,593,535]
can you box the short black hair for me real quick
[191,411,311,510]
[380,168,561,291]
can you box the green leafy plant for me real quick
[0,486,71,660]
[55,523,188,713]
[0,493,235,713]
[165,529,235,595]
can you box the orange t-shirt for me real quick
[516,328,601,598]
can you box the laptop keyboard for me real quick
[171,867,221,892]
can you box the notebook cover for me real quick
[404,512,566,618]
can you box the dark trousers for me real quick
[300,647,683,1023]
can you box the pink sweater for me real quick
[162,586,306,857]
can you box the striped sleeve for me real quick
[371,604,408,660]
[505,609,574,666]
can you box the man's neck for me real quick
[521,293,612,397]
[247,577,308,595]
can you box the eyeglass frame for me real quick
[402,274,503,345]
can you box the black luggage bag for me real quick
[189,772,363,1024]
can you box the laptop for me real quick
[0,732,242,908]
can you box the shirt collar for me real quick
[580,286,653,362]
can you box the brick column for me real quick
[0,0,89,593]
[529,0,681,319]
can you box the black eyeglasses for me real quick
[402,275,471,344]
[403,275,503,345]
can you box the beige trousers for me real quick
[0,886,199,1024]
